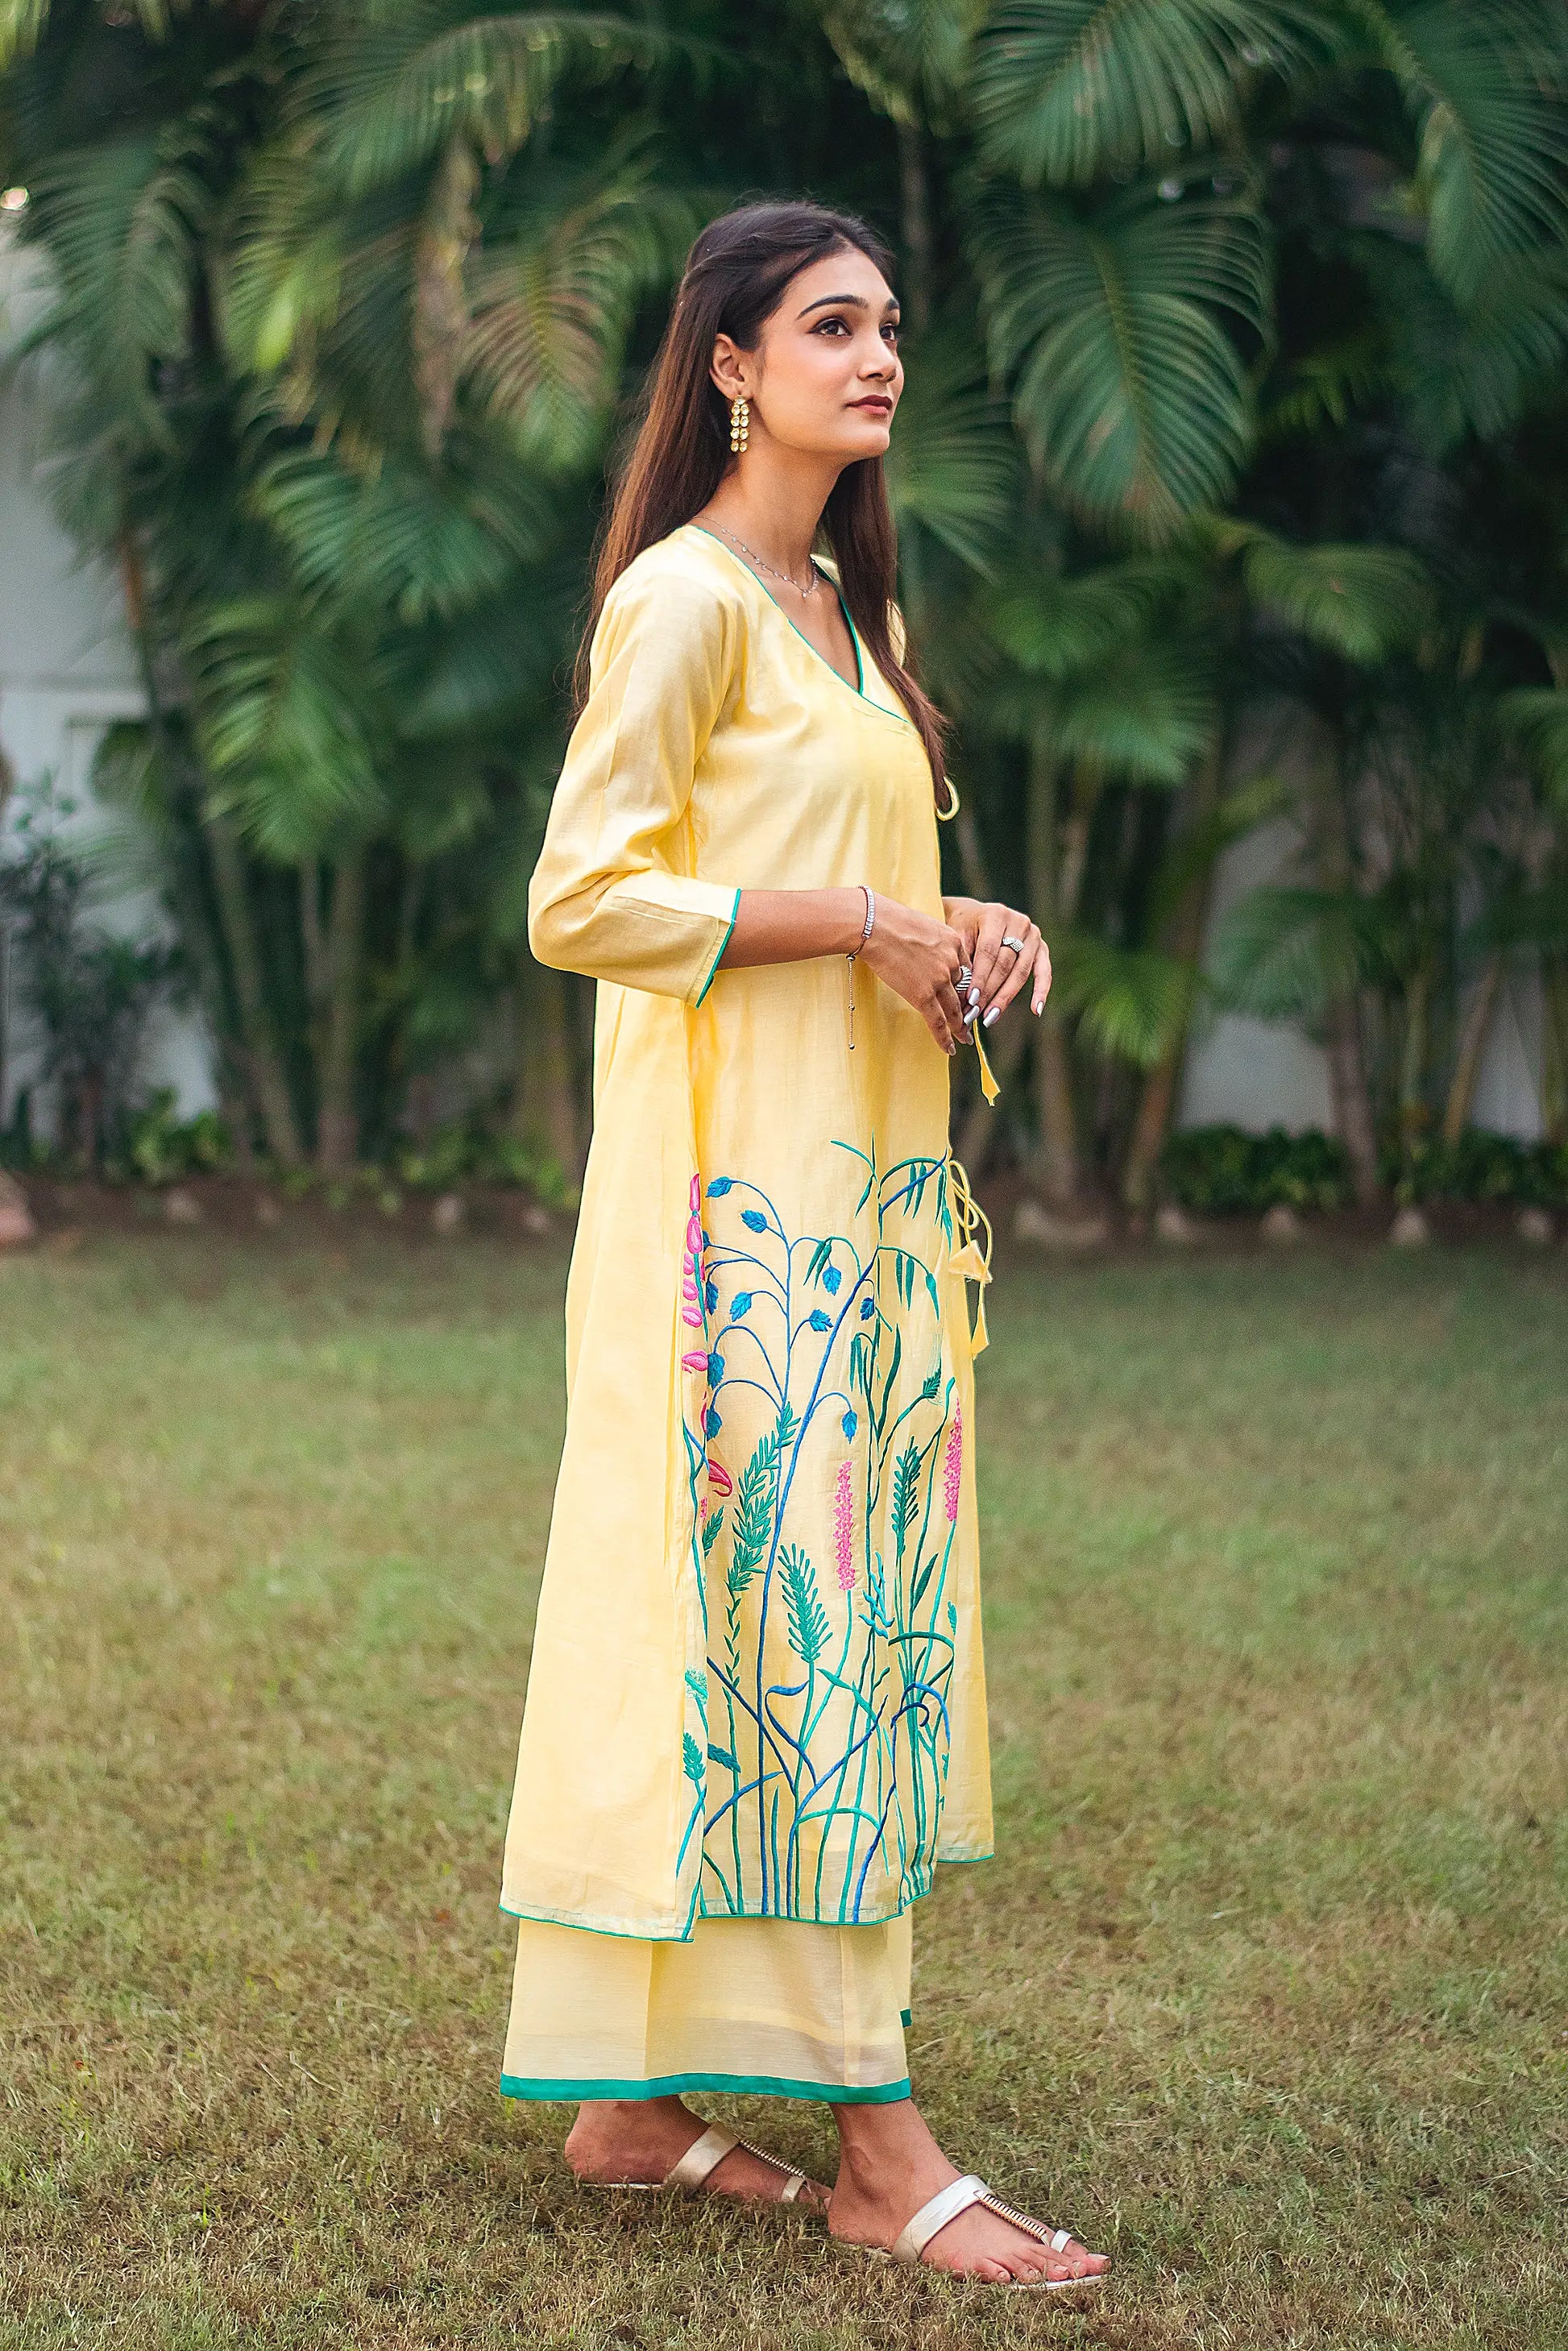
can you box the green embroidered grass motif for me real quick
[679,1139,965,1923]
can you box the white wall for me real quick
[0,218,216,1129]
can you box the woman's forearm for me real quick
[715,886,871,972]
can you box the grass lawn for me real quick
[2,1224,1565,2349]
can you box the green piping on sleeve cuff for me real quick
[692,887,740,1008]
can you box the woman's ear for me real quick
[709,333,749,404]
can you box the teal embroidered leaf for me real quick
[707,1743,738,1773]
[682,1732,704,1786]
[892,1438,922,1562]
[700,1505,725,1557]
[780,1544,830,1665]
[911,1554,936,1611]
[920,1363,943,1403]
[807,1236,833,1283]
[947,1599,957,1632]
[729,1429,778,1598]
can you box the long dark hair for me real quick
[577,200,951,806]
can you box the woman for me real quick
[499,200,1110,2291]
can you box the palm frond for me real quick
[245,439,554,624]
[1050,636,1217,782]
[1052,936,1198,1065]
[1500,686,1568,811]
[819,0,987,122]
[881,323,1019,570]
[27,122,216,436]
[1357,0,1568,305]
[972,0,1341,186]
[1209,882,1359,1020]
[183,597,388,860]
[985,559,1171,678]
[305,6,661,197]
[0,0,188,70]
[1240,533,1433,661]
[968,174,1270,537]
[461,147,695,471]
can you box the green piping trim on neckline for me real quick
[500,2069,911,2106]
[693,887,740,1008]
[899,2007,913,2029]
[686,524,867,703]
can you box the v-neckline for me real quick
[685,523,867,702]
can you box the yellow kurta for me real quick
[500,522,994,1952]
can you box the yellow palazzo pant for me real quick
[501,1911,914,2104]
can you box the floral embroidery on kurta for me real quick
[678,1138,966,1922]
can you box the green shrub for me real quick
[1165,1124,1568,1213]
[392,1120,575,1207]
[1162,1126,1354,1214]
[1394,1131,1568,1207]
[116,1090,234,1186]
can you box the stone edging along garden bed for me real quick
[2,1168,1562,1257]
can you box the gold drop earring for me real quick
[729,393,749,454]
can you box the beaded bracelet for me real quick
[845,885,874,1049]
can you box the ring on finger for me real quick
[1001,934,1026,952]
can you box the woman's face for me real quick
[713,246,903,462]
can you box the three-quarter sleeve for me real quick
[527,561,743,1005]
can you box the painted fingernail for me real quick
[963,1002,980,1025]
[1031,998,1043,1015]
[968,986,980,1007]
[983,1004,1000,1026]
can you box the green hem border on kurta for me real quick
[497,1852,993,1945]
[692,889,741,1007]
[500,2069,911,2105]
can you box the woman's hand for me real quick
[942,896,1052,1028]
[859,897,971,1054]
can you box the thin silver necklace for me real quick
[705,518,821,599]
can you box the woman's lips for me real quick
[849,396,893,413]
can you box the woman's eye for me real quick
[814,316,849,336]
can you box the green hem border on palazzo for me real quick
[501,2069,911,2106]
[692,889,740,1008]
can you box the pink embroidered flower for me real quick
[682,1171,706,1329]
[942,1404,963,1524]
[682,1350,710,1373]
[697,1493,709,1524]
[833,1459,855,1591]
[706,1458,733,1500]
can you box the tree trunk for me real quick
[315,853,367,1173]
[513,957,582,1183]
[1325,997,1382,1205]
[1541,956,1568,1144]
[118,525,288,1167]
[205,815,305,1167]
[1122,737,1226,1212]
[1027,747,1087,1206]
[1441,954,1502,1143]
[1314,740,1381,1206]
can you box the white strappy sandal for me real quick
[604,2122,819,2207]
[873,2172,1108,2290]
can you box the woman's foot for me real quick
[564,2097,830,2210]
[830,2098,1110,2286]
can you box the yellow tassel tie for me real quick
[945,1151,994,1358]
[970,1016,1002,1104]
